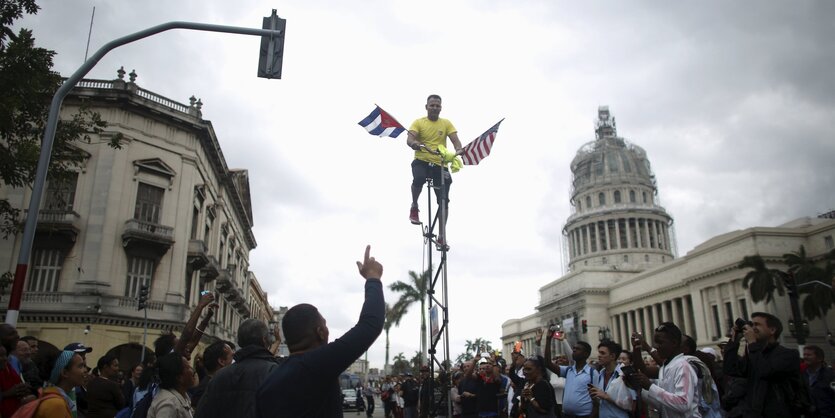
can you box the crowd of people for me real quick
[0,244,833,418]
[376,311,833,418]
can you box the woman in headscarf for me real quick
[33,350,86,418]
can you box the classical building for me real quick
[0,68,274,367]
[502,107,835,360]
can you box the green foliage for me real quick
[389,269,431,364]
[455,338,494,364]
[383,302,407,371]
[739,246,835,321]
[784,246,835,320]
[739,255,785,304]
[391,352,410,375]
[0,1,120,238]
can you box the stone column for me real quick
[615,219,622,250]
[684,295,697,339]
[585,225,592,254]
[672,298,684,334]
[655,221,669,250]
[604,219,611,251]
[642,219,651,249]
[625,218,632,248]
[649,219,657,248]
[665,301,673,325]
[646,305,654,331]
[656,303,664,323]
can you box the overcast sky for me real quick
[17,1,835,369]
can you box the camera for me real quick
[734,318,752,331]
[549,324,563,338]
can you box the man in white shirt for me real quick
[628,322,701,418]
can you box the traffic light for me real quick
[257,9,286,79]
[581,320,588,334]
[137,284,149,310]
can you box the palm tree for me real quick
[390,269,431,365]
[392,352,409,375]
[784,246,835,320]
[739,254,786,304]
[739,246,835,322]
[384,302,406,374]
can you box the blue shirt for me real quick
[559,364,595,416]
[593,366,636,418]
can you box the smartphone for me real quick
[200,290,211,296]
[620,365,636,377]
[553,331,564,339]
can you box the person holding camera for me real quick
[543,326,595,418]
[623,322,700,418]
[722,312,807,418]
[588,341,635,418]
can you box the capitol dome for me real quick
[563,107,676,272]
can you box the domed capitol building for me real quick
[501,107,835,358]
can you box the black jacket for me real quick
[255,280,385,418]
[806,366,835,418]
[195,345,281,418]
[723,339,801,418]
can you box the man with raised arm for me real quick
[544,328,596,418]
[255,245,385,417]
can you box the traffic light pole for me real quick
[141,306,148,363]
[5,20,282,326]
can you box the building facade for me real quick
[502,107,835,360]
[0,68,273,367]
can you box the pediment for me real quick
[133,158,176,179]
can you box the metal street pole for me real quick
[5,21,282,326]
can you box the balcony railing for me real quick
[25,209,81,224]
[123,219,174,239]
[118,296,163,311]
[22,292,64,304]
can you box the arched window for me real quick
[642,192,648,203]
[586,196,592,208]
[614,190,622,203]
[629,190,636,203]
[599,193,606,206]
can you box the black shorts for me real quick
[411,159,452,203]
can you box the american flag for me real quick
[461,119,504,165]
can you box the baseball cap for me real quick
[64,342,93,353]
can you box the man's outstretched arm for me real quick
[304,245,385,378]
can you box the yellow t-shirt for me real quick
[409,117,457,165]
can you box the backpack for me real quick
[10,393,69,418]
[686,356,723,418]
[130,383,159,418]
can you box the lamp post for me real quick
[5,18,283,326]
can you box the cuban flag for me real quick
[358,105,406,138]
